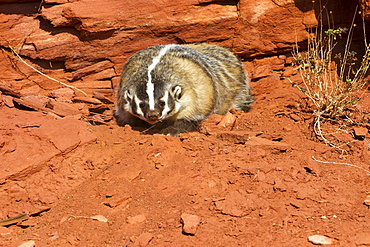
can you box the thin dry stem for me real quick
[312,156,370,175]
[8,46,87,96]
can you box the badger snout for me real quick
[145,110,161,123]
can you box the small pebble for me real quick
[181,213,200,235]
[18,240,36,247]
[308,235,334,245]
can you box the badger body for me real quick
[115,43,253,136]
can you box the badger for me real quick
[115,43,254,137]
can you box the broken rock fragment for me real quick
[180,213,200,235]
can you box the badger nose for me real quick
[147,110,160,120]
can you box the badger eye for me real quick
[139,102,145,108]
[159,100,166,107]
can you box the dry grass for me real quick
[292,5,370,150]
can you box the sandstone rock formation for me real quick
[0,0,361,99]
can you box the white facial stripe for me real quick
[133,95,144,117]
[146,44,176,110]
[160,91,171,119]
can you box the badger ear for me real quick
[124,90,132,101]
[171,85,182,100]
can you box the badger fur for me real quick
[115,43,254,136]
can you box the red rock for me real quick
[70,60,114,81]
[0,0,324,89]
[73,96,102,105]
[18,240,36,247]
[127,214,146,224]
[88,104,110,114]
[93,91,114,104]
[355,232,370,245]
[252,65,274,79]
[214,190,262,217]
[30,118,95,153]
[217,112,236,128]
[12,97,61,118]
[48,87,75,100]
[19,85,41,96]
[0,82,21,98]
[49,101,89,117]
[303,9,318,28]
[15,122,41,128]
[2,95,14,108]
[181,213,200,235]
[133,233,154,246]
[69,81,112,90]
[0,107,95,181]
[81,68,116,81]
[282,67,298,77]
[216,131,251,144]
[22,95,49,108]
[353,127,368,140]
[103,195,131,208]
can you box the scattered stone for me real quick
[22,95,49,108]
[2,95,14,107]
[82,67,116,81]
[48,87,75,100]
[49,101,89,117]
[15,122,41,128]
[127,214,146,224]
[273,178,287,192]
[282,67,297,77]
[103,195,131,208]
[88,104,110,114]
[86,114,108,125]
[246,137,289,150]
[355,232,370,245]
[13,97,59,116]
[73,96,102,105]
[289,113,301,122]
[0,82,21,98]
[20,85,41,96]
[216,131,251,144]
[18,240,36,247]
[217,112,236,128]
[307,235,334,245]
[30,118,97,153]
[181,213,200,235]
[353,127,368,140]
[71,60,113,81]
[364,195,370,206]
[214,190,262,217]
[93,91,114,104]
[253,64,273,79]
[290,199,305,209]
[90,215,108,223]
[133,232,154,246]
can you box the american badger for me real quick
[115,43,254,136]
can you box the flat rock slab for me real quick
[0,107,96,182]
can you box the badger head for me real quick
[118,44,191,125]
[121,83,183,124]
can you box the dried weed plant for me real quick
[292,5,370,151]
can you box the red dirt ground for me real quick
[1,62,370,246]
